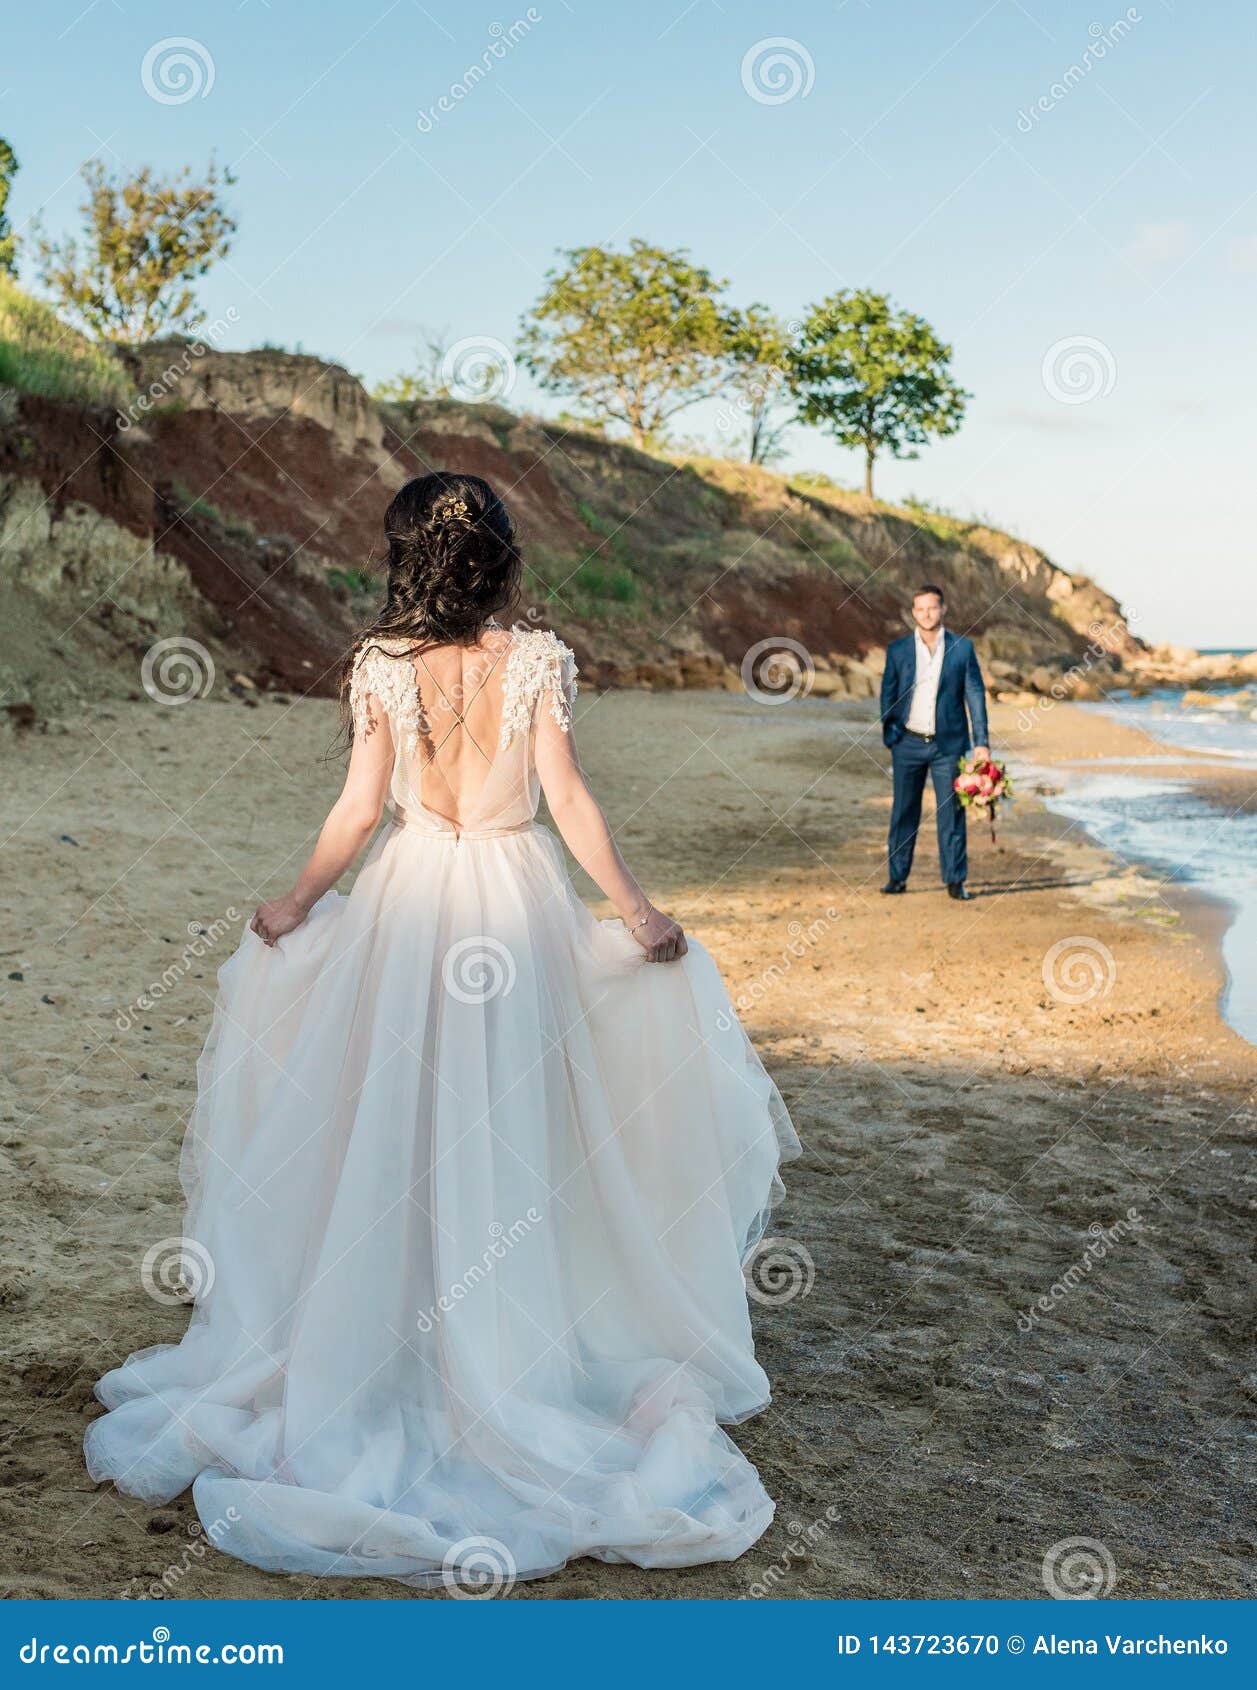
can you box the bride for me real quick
[85,472,800,1590]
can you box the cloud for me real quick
[1229,234,1257,275]
[1122,220,1190,268]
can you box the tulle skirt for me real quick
[85,819,799,1587]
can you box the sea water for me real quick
[1030,685,1257,1046]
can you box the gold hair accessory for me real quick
[437,498,469,524]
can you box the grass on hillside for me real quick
[327,567,375,600]
[0,279,132,408]
[526,551,646,627]
[678,453,1012,551]
[169,480,272,552]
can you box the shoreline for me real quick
[1,688,1254,1599]
[996,693,1257,1046]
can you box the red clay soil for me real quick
[3,391,616,695]
[696,570,896,668]
[2,370,1134,706]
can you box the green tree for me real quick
[788,289,968,497]
[0,137,19,278]
[372,327,453,402]
[724,304,794,464]
[34,157,236,343]
[519,240,733,449]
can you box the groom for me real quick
[879,585,990,901]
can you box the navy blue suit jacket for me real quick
[880,630,989,755]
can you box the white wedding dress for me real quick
[85,626,799,1587]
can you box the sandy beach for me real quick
[1,684,1254,1600]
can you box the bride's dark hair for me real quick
[335,471,523,736]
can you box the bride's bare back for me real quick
[409,628,513,829]
[251,622,688,964]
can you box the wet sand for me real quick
[1,687,1253,1599]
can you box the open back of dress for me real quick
[349,624,578,837]
[85,624,800,1588]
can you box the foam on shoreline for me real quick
[1014,690,1257,1045]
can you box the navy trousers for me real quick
[887,733,967,886]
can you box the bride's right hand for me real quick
[250,893,308,947]
[627,905,688,963]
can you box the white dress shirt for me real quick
[905,627,946,735]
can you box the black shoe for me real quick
[947,882,972,901]
[882,879,907,895]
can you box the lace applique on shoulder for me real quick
[499,628,579,748]
[349,639,422,753]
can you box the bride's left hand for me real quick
[628,906,688,963]
[250,894,308,947]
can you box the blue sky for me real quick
[3,0,1250,646]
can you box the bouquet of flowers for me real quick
[954,753,1012,845]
